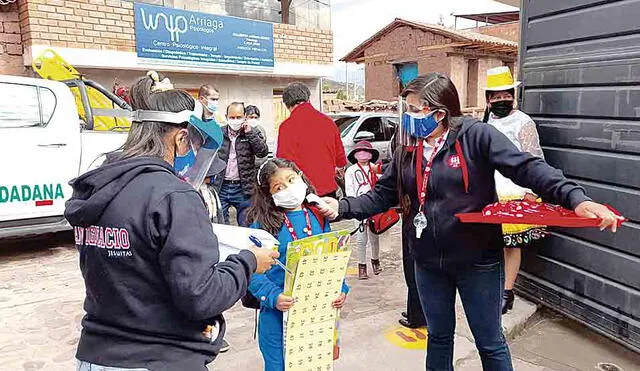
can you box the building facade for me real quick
[341,18,517,111]
[0,0,335,145]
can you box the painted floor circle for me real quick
[384,325,428,350]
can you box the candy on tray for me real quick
[456,200,626,228]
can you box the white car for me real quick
[0,75,128,239]
[330,112,399,164]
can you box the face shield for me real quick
[397,96,421,148]
[129,99,224,189]
[397,96,445,148]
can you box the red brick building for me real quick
[0,0,335,143]
[341,18,518,110]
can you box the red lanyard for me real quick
[356,163,376,187]
[415,134,448,210]
[283,207,313,240]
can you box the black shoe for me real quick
[401,311,408,319]
[219,339,230,353]
[502,290,514,315]
[399,318,425,329]
[371,259,382,275]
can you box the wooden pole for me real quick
[281,0,291,24]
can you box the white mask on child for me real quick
[272,177,308,209]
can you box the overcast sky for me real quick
[330,0,517,82]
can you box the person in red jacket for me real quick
[276,82,347,197]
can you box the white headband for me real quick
[256,159,272,186]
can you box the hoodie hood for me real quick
[65,157,175,227]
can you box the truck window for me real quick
[382,117,397,141]
[357,117,384,142]
[0,83,56,128]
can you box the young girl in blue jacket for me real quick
[246,158,349,371]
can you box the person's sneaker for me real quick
[358,263,369,280]
[371,259,382,275]
[219,339,230,353]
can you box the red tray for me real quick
[456,203,626,228]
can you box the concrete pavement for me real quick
[215,221,539,370]
[0,223,540,371]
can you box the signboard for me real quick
[134,3,274,70]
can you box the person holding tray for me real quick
[318,73,623,371]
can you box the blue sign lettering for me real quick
[134,3,275,69]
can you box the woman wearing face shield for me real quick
[318,73,623,371]
[65,74,278,371]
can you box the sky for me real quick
[329,0,517,83]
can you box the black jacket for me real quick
[214,126,268,196]
[64,157,257,371]
[339,117,591,270]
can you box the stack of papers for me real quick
[212,223,279,262]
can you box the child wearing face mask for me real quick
[246,158,349,371]
[344,141,383,280]
[483,66,547,315]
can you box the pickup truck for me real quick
[0,75,129,239]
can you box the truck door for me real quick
[518,0,640,352]
[0,80,81,224]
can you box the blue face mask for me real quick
[401,111,442,138]
[173,148,196,176]
[206,99,218,113]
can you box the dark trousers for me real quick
[219,181,251,227]
[402,235,426,326]
[414,259,513,371]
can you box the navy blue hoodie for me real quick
[65,156,257,371]
[339,117,591,270]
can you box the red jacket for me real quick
[276,102,347,196]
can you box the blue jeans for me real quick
[414,260,513,371]
[77,361,148,371]
[219,182,250,226]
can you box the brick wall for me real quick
[0,3,26,75]
[473,22,519,43]
[363,26,456,100]
[274,23,332,64]
[417,52,450,76]
[19,0,332,64]
[365,63,395,101]
[365,26,454,62]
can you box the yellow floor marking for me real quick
[384,325,428,350]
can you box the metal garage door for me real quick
[517,0,640,352]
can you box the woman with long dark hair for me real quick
[65,73,278,371]
[319,73,622,370]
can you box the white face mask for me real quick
[272,177,308,209]
[227,118,243,131]
[247,118,260,127]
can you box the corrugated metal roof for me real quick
[453,10,520,24]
